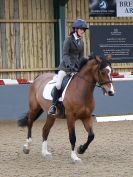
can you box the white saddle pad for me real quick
[43,74,73,102]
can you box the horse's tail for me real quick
[17,113,29,127]
[17,109,43,127]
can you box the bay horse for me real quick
[18,55,115,163]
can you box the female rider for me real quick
[48,19,89,115]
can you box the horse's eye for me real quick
[101,69,106,75]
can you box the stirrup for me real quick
[48,105,56,115]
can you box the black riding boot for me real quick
[48,87,60,115]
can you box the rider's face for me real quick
[77,28,86,37]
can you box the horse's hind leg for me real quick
[22,112,33,154]
[23,108,43,154]
[77,116,95,154]
[42,116,56,158]
[22,84,44,154]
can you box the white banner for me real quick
[117,0,133,17]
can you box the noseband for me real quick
[97,80,112,88]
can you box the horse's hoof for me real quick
[23,145,30,154]
[77,145,85,154]
[71,150,82,164]
[72,158,82,164]
[42,152,52,160]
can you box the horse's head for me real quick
[95,54,115,96]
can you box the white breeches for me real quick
[55,70,67,90]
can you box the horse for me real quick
[18,54,115,163]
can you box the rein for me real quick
[76,74,96,86]
[76,74,101,88]
[76,74,108,88]
[76,64,112,88]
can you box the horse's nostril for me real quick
[108,91,114,96]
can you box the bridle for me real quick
[76,60,113,89]
[96,62,113,88]
[97,70,113,86]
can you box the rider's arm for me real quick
[62,37,72,67]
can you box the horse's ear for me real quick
[95,55,102,63]
[106,53,112,61]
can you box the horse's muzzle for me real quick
[102,88,114,96]
[108,90,114,96]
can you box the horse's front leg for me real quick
[77,116,95,154]
[67,117,81,163]
[42,116,56,159]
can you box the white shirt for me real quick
[73,32,80,41]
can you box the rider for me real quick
[48,19,89,115]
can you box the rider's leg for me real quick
[48,70,66,115]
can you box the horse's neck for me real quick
[75,65,96,98]
[79,62,97,87]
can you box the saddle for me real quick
[43,74,74,102]
[51,74,71,98]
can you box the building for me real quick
[0,0,133,80]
